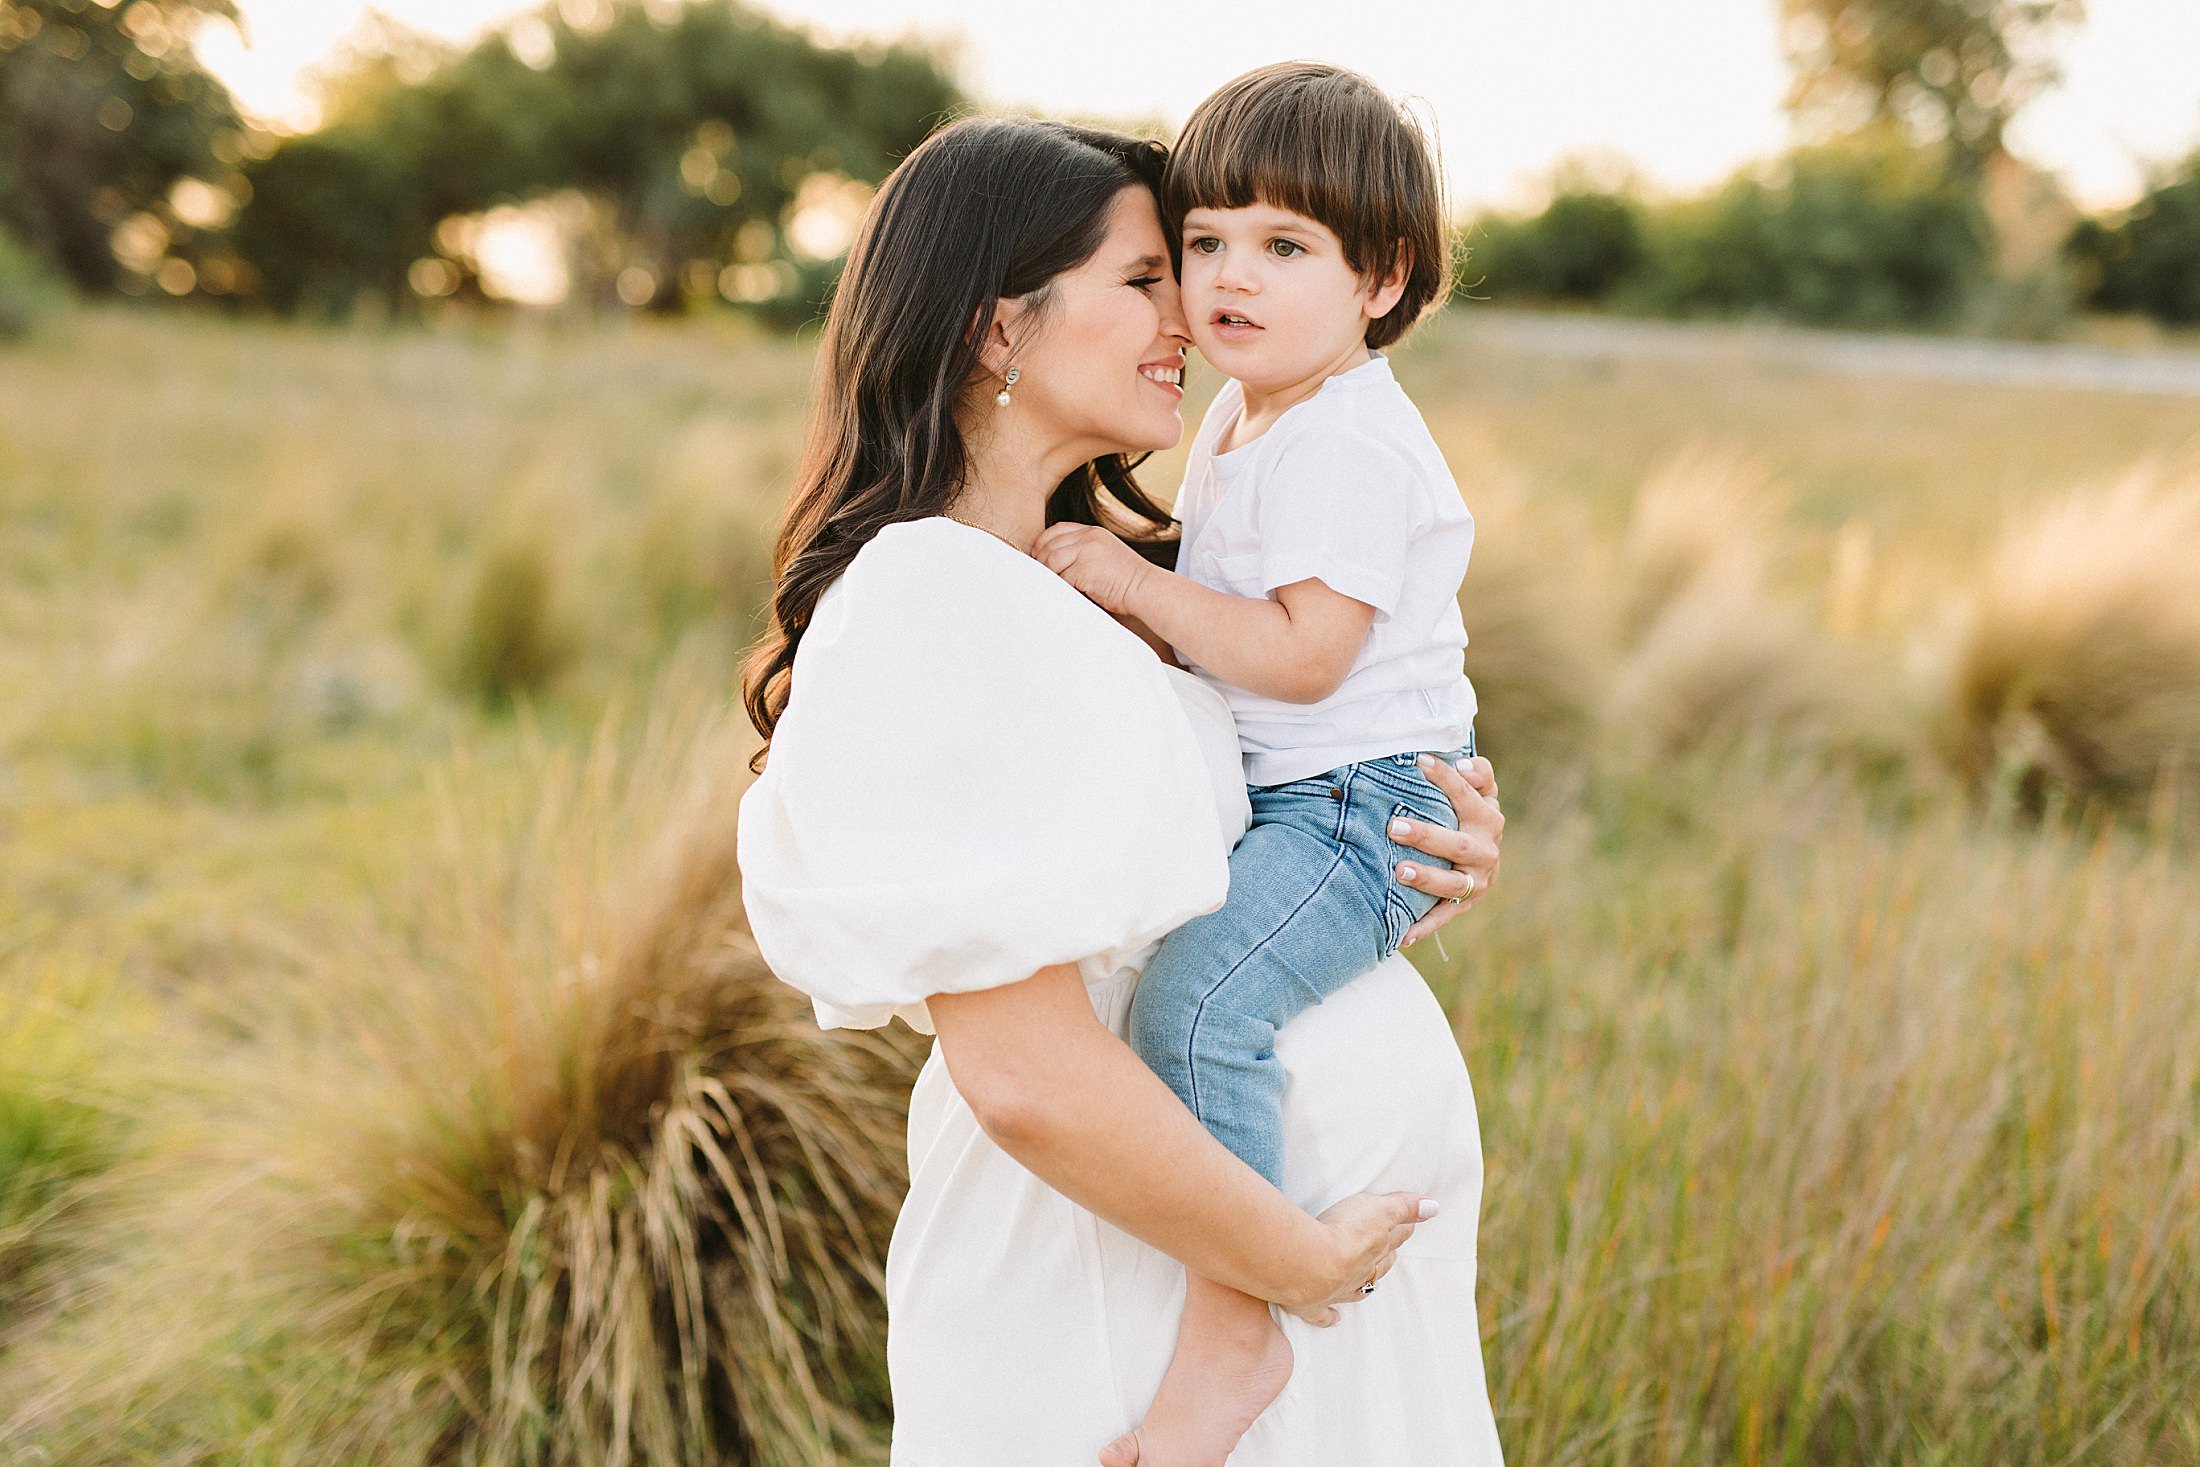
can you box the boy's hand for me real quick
[1034,523,1154,618]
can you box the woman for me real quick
[737,118,1506,1466]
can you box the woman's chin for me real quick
[1105,418,1183,457]
[1142,407,1187,450]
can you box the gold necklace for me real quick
[944,512,1028,555]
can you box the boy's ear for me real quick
[971,295,1030,379]
[1361,251,1412,324]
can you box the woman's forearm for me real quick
[928,964,1340,1307]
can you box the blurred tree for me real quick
[1630,129,1990,328]
[2066,149,2200,325]
[1775,0,2086,176]
[0,0,243,292]
[1466,190,1647,303]
[231,0,959,320]
[0,214,58,335]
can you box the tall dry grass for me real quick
[1940,460,2200,817]
[1,695,921,1466]
[1437,751,2200,1465]
[1453,470,1609,774]
[1604,449,1843,762]
[6,308,2200,1463]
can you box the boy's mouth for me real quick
[1208,308,1261,341]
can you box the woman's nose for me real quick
[1153,276,1192,343]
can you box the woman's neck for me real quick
[954,416,1092,551]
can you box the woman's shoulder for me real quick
[819,518,1088,655]
[846,516,1030,597]
[787,516,1180,743]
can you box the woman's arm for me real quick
[927,963,1431,1324]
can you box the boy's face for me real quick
[1178,202,1401,391]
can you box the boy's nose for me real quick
[1216,263,1258,294]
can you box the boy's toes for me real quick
[1097,1430,1141,1467]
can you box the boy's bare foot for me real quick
[1096,1291,1293,1467]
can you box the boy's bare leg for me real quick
[1097,1269,1293,1467]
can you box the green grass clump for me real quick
[0,958,150,1327]
[449,527,579,707]
[0,229,60,342]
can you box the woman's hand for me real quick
[1392,754,1502,948]
[1278,1191,1440,1328]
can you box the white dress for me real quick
[738,518,1504,1467]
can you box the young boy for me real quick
[1036,62,1478,1467]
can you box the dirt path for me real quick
[1455,309,2200,398]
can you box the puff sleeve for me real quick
[735,520,1234,1035]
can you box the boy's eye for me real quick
[1187,236,1221,255]
[1269,239,1304,258]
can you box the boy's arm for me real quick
[1035,525,1374,704]
[1111,611,1181,666]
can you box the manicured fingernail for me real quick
[1417,1200,1440,1220]
[1397,864,1417,881]
[1455,760,1474,773]
[1389,818,1411,837]
[1416,753,1436,769]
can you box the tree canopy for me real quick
[2066,149,2200,325]
[1776,0,2087,175]
[229,0,961,319]
[0,0,243,292]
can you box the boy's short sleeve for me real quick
[1252,425,1424,620]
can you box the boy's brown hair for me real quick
[1165,62,1451,349]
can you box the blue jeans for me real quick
[1129,733,1475,1186]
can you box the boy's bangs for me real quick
[1168,114,1357,247]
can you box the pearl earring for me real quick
[996,366,1019,408]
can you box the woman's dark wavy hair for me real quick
[742,118,1179,767]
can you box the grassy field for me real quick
[2,303,2197,1465]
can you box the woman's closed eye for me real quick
[1128,274,1164,291]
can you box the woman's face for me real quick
[996,186,1192,458]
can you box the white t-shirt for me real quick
[1173,351,1476,786]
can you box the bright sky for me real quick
[195,0,2200,212]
